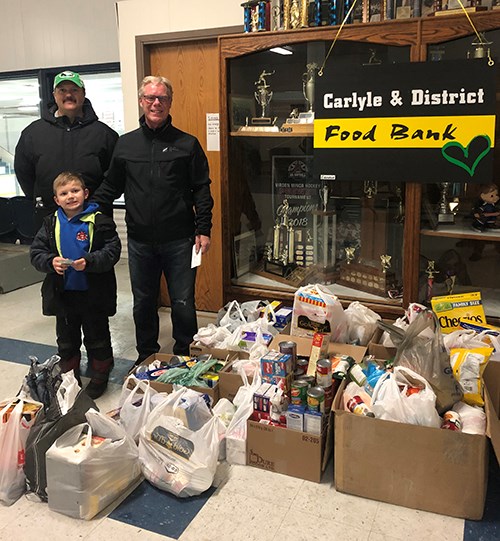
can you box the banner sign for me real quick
[313,59,496,183]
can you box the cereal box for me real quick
[431,292,486,334]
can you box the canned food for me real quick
[291,380,309,406]
[322,384,334,412]
[307,386,325,413]
[296,357,309,375]
[279,341,297,368]
[347,395,375,417]
[316,358,332,388]
[441,411,462,431]
[331,355,353,380]
[349,363,367,386]
[299,375,316,386]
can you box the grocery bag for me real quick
[119,376,158,442]
[0,397,43,505]
[138,395,219,497]
[46,408,140,520]
[291,283,348,342]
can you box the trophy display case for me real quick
[418,27,500,319]
[219,14,500,320]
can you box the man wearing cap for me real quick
[14,70,118,226]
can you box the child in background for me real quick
[30,172,121,399]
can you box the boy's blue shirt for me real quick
[57,202,100,291]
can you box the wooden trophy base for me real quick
[253,260,316,288]
[337,261,394,297]
[308,264,339,285]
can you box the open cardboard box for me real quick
[189,344,251,402]
[245,334,367,483]
[269,333,367,362]
[139,353,220,404]
[333,361,500,520]
[367,323,397,360]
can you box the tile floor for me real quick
[0,260,496,540]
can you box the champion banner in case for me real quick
[313,59,496,183]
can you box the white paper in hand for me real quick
[191,244,202,268]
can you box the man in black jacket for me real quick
[14,70,118,228]
[93,75,213,363]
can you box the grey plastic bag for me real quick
[378,310,462,413]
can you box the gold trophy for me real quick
[380,254,392,273]
[240,70,279,132]
[280,62,319,134]
[265,199,297,277]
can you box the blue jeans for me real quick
[127,236,197,358]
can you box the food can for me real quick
[307,386,325,413]
[291,380,309,406]
[279,341,297,368]
[296,357,309,376]
[322,384,334,412]
[316,358,332,388]
[331,355,353,380]
[347,395,375,417]
[299,375,316,387]
[441,410,462,431]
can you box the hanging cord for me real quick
[456,0,494,66]
[318,0,495,75]
[318,0,360,76]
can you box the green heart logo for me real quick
[441,135,491,177]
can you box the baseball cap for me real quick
[53,71,85,89]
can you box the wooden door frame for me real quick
[135,25,242,90]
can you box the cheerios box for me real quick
[431,291,486,334]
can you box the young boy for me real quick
[30,172,121,399]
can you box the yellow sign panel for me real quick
[314,115,496,149]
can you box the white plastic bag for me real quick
[119,376,158,442]
[0,398,42,505]
[225,366,262,465]
[56,372,81,415]
[218,300,247,332]
[371,367,441,428]
[291,283,348,342]
[46,408,141,519]
[345,301,381,346]
[212,398,237,461]
[138,404,219,497]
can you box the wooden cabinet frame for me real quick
[218,13,500,317]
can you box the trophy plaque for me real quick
[338,248,395,297]
[240,69,279,132]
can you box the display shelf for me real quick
[219,13,500,315]
[421,226,500,242]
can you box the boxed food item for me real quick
[431,291,486,334]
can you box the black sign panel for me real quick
[313,59,496,183]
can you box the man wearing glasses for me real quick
[93,75,213,365]
[14,70,118,227]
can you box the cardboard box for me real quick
[246,418,330,483]
[139,354,220,404]
[269,334,366,363]
[333,380,490,520]
[367,325,397,360]
[484,360,500,466]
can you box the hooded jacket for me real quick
[14,99,118,214]
[30,210,121,317]
[93,115,213,244]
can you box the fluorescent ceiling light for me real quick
[270,47,293,55]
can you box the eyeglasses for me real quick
[141,95,170,104]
